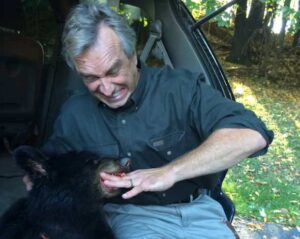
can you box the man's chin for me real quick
[101,97,129,109]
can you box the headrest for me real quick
[0,33,44,64]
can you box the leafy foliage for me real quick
[182,0,234,27]
[183,0,299,34]
[223,65,300,226]
[197,0,300,225]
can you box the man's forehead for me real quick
[74,38,121,70]
[77,58,122,78]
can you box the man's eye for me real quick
[108,68,119,77]
[83,76,98,83]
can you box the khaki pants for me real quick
[104,194,238,239]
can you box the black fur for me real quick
[0,146,118,239]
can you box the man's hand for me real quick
[100,166,176,199]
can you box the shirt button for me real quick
[162,193,166,197]
[121,119,126,125]
[167,150,172,156]
[127,152,132,157]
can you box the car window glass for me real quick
[181,0,237,88]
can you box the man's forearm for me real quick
[101,128,267,199]
[167,128,267,183]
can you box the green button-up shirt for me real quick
[43,63,273,205]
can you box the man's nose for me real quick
[99,79,114,96]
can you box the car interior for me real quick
[0,0,236,222]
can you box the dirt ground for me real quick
[233,216,300,239]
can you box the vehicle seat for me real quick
[0,32,44,148]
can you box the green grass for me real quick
[223,74,300,226]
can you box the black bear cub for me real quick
[0,146,130,239]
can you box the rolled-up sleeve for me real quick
[190,79,274,157]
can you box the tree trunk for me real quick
[247,0,265,32]
[293,30,300,46]
[263,0,278,42]
[279,0,292,50]
[292,0,300,47]
[228,0,265,64]
[227,0,249,64]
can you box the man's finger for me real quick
[100,172,123,181]
[103,178,132,188]
[122,186,143,199]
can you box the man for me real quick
[43,3,273,238]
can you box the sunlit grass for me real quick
[223,76,300,226]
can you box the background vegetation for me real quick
[183,0,299,227]
[224,64,299,227]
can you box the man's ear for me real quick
[13,145,48,177]
[133,51,138,66]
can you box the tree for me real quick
[227,0,266,64]
[262,0,278,43]
[292,0,300,46]
[278,0,292,49]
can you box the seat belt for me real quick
[140,20,173,68]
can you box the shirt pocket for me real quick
[148,131,185,161]
[83,143,120,158]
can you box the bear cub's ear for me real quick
[13,145,48,178]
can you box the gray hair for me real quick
[62,3,137,70]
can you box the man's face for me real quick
[74,25,139,109]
